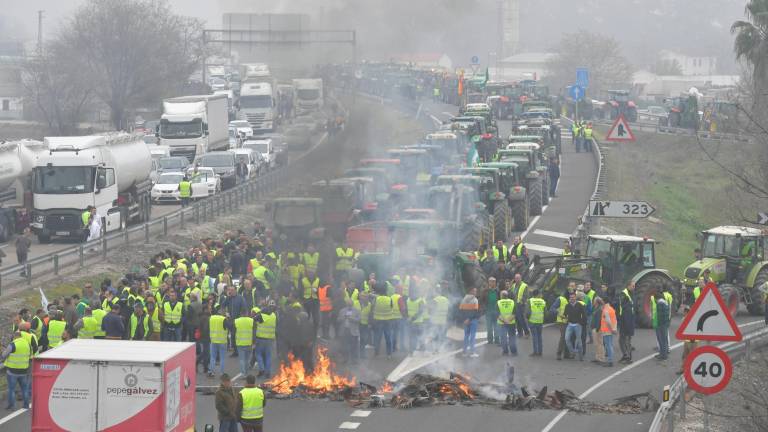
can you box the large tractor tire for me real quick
[461,262,488,294]
[511,198,529,232]
[492,202,511,242]
[461,217,484,252]
[634,273,672,328]
[718,284,740,318]
[529,178,543,216]
[747,268,768,315]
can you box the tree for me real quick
[651,58,683,75]
[731,0,768,111]
[545,31,634,97]
[23,41,93,135]
[55,0,208,129]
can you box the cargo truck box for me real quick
[32,340,196,432]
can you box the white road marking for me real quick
[540,319,764,432]
[519,215,541,240]
[350,410,372,417]
[442,111,454,118]
[430,115,442,127]
[533,229,572,240]
[526,244,564,255]
[0,405,30,426]
[339,421,361,429]
[387,341,489,382]
[231,373,242,382]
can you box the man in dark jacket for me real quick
[215,373,238,432]
[654,295,670,361]
[618,282,636,364]
[548,156,560,197]
[220,286,246,357]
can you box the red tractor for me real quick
[597,90,637,122]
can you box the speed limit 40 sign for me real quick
[684,346,733,395]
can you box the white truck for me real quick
[32,340,196,432]
[239,82,276,133]
[158,94,229,160]
[0,140,47,206]
[241,63,272,84]
[292,78,324,114]
[30,133,153,243]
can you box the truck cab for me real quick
[292,78,324,114]
[239,82,276,132]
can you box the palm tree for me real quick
[731,0,768,106]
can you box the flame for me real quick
[266,347,356,394]
[379,381,393,393]
[455,380,475,398]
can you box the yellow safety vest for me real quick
[584,127,593,139]
[130,314,149,340]
[406,298,426,324]
[149,307,161,335]
[79,316,99,339]
[389,294,402,320]
[179,180,192,198]
[234,317,254,347]
[92,309,107,337]
[515,282,528,303]
[191,262,208,275]
[253,266,272,290]
[302,252,320,273]
[20,332,37,357]
[693,286,701,300]
[618,288,633,315]
[4,338,30,370]
[372,295,393,321]
[431,296,450,325]
[163,302,183,324]
[48,320,67,347]
[529,298,546,324]
[240,387,265,419]
[81,211,91,227]
[301,277,319,299]
[209,314,227,344]
[353,300,371,326]
[513,243,525,257]
[497,299,516,324]
[335,247,355,270]
[31,316,43,340]
[556,296,568,323]
[256,313,276,339]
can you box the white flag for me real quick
[39,287,49,311]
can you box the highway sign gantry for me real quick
[676,282,743,342]
[589,200,656,218]
[605,114,636,142]
[683,345,733,395]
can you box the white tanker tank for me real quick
[0,140,47,205]
[30,133,153,243]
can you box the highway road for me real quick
[2,98,758,432]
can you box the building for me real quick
[632,70,740,100]
[0,43,24,120]
[492,52,554,81]
[659,50,717,76]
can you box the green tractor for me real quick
[498,146,550,207]
[435,172,509,243]
[355,219,488,297]
[426,183,492,251]
[459,166,513,242]
[494,150,544,216]
[682,226,768,316]
[524,234,679,327]
[477,161,531,231]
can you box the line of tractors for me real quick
[272,65,766,328]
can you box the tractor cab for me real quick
[386,148,432,186]
[271,197,325,250]
[584,235,657,289]
[311,177,375,240]
[509,135,544,146]
[425,131,463,155]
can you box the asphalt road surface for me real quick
[3,100,756,432]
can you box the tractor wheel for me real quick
[511,198,529,232]
[493,202,511,242]
[461,217,483,252]
[747,268,768,315]
[529,178,543,216]
[718,284,740,317]
[462,262,488,294]
[634,273,671,328]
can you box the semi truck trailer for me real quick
[32,340,196,432]
[30,133,153,243]
[158,94,229,160]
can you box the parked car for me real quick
[151,172,208,203]
[242,138,276,170]
[232,148,261,178]
[157,156,190,175]
[187,166,222,197]
[195,151,238,189]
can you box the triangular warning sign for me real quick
[676,282,742,341]
[605,114,636,142]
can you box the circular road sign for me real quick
[683,345,733,395]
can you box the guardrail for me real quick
[0,98,350,294]
[563,116,603,251]
[648,327,768,432]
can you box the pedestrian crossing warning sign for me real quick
[605,114,636,142]
[676,282,742,342]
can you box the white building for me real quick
[492,52,554,82]
[660,50,717,76]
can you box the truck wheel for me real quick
[747,268,768,315]
[634,273,670,328]
[718,284,740,317]
[492,202,511,242]
[38,233,51,244]
[529,178,543,216]
[511,198,529,231]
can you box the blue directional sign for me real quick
[471,55,480,65]
[569,85,584,101]
[576,68,589,88]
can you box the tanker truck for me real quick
[0,140,48,241]
[30,133,153,243]
[158,94,229,161]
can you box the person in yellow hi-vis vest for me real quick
[1,331,31,409]
[178,175,192,207]
[237,374,265,432]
